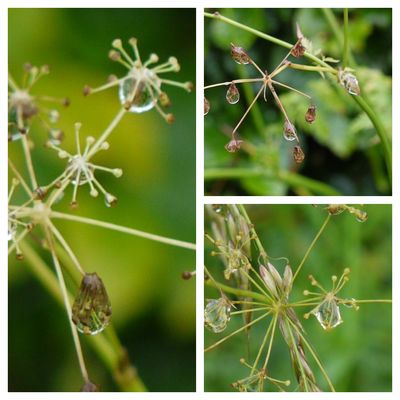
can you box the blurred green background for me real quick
[204,9,392,195]
[8,8,196,391]
[205,204,392,391]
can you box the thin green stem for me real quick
[204,168,341,195]
[293,214,331,282]
[21,134,38,190]
[50,211,196,251]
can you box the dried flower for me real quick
[72,272,112,335]
[225,137,243,153]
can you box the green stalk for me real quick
[342,8,349,68]
[18,240,147,392]
[204,167,341,195]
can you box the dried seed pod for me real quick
[204,97,210,115]
[327,204,346,215]
[230,43,250,65]
[293,146,305,164]
[225,137,243,153]
[291,41,306,58]
[305,105,316,123]
[72,272,112,335]
[226,83,240,104]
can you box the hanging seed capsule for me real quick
[225,137,243,153]
[338,70,360,96]
[283,120,297,141]
[327,204,346,215]
[72,272,112,335]
[81,380,99,392]
[293,146,305,164]
[305,105,317,124]
[291,41,306,58]
[230,43,250,64]
[204,298,231,333]
[204,97,210,115]
[312,297,343,331]
[226,83,240,104]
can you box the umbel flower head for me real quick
[72,272,112,335]
[8,63,69,141]
[46,122,122,208]
[84,38,193,123]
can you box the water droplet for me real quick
[48,109,60,123]
[204,298,231,333]
[104,193,118,208]
[8,220,17,241]
[48,129,64,145]
[312,297,343,331]
[226,83,240,104]
[327,204,346,215]
[347,207,368,222]
[230,44,250,65]
[339,70,360,96]
[204,97,210,115]
[72,272,112,335]
[119,67,161,113]
[305,105,316,123]
[283,120,297,141]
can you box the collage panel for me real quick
[204,8,392,196]
[204,204,392,392]
[8,8,196,392]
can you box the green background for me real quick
[205,204,392,391]
[204,9,392,196]
[9,8,196,392]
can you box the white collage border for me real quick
[2,0,398,399]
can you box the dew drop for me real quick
[230,44,250,65]
[312,297,343,331]
[339,70,360,96]
[48,109,60,123]
[283,120,297,141]
[355,210,368,222]
[204,298,231,333]
[226,83,240,104]
[119,67,161,113]
[48,128,64,146]
[72,272,112,335]
[204,97,210,115]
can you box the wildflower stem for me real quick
[343,9,349,68]
[346,299,392,304]
[44,226,90,383]
[287,63,338,75]
[251,314,276,374]
[8,159,33,197]
[293,214,331,283]
[50,211,196,250]
[87,108,126,159]
[18,240,148,391]
[8,73,19,90]
[288,317,335,392]
[21,135,38,190]
[271,79,311,99]
[205,277,270,303]
[232,84,264,135]
[262,314,277,371]
[231,306,270,315]
[204,78,263,90]
[160,78,191,91]
[205,311,271,352]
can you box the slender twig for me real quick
[343,8,349,68]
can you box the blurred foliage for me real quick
[8,8,195,391]
[204,8,392,195]
[205,204,392,391]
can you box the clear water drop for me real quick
[72,273,112,335]
[204,298,231,333]
[283,120,297,141]
[119,67,161,113]
[48,109,60,123]
[226,83,240,104]
[48,128,64,145]
[312,297,343,331]
[230,44,250,65]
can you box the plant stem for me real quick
[50,211,196,250]
[205,277,270,303]
[205,78,263,89]
[343,9,349,68]
[18,240,148,391]
[204,168,341,195]
[293,214,331,282]
[21,134,38,190]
